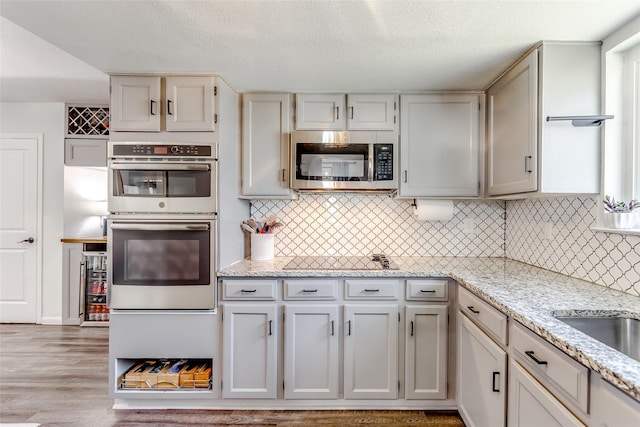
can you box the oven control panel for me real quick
[111,144,212,157]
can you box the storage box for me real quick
[193,361,212,388]
[178,360,201,387]
[156,359,188,389]
[123,360,156,388]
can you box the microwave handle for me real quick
[110,163,210,171]
[111,223,210,231]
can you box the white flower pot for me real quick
[603,212,639,229]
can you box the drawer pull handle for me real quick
[302,289,318,293]
[410,321,414,337]
[347,320,351,336]
[492,371,500,392]
[331,320,335,336]
[364,289,380,292]
[420,289,436,293]
[241,289,257,293]
[467,305,480,314]
[525,350,548,365]
[268,320,273,336]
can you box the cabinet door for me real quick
[487,50,538,196]
[295,94,345,130]
[62,243,83,325]
[399,94,482,197]
[457,313,507,427]
[110,76,161,132]
[64,139,107,166]
[591,375,640,427]
[344,304,398,399]
[222,304,277,399]
[165,76,215,131]
[347,94,396,130]
[509,360,585,427]
[241,93,292,198]
[405,305,447,399]
[284,304,339,399]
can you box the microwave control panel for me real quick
[111,144,212,157]
[374,144,394,181]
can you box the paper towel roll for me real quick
[413,200,454,221]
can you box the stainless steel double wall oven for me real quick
[107,141,217,310]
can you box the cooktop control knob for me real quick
[170,146,180,154]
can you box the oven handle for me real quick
[111,223,210,231]
[110,163,211,171]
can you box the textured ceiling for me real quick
[1,0,640,103]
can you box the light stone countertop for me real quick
[218,256,640,401]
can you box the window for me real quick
[598,16,640,234]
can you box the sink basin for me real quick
[554,312,640,362]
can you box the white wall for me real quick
[0,102,65,323]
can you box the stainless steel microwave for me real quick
[290,131,398,191]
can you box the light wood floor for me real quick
[0,324,465,426]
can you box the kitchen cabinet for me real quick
[61,243,82,325]
[221,303,278,399]
[295,93,396,131]
[399,93,484,198]
[344,304,399,399]
[64,138,107,166]
[457,312,507,427]
[591,374,640,427]
[487,42,601,197]
[508,360,585,427]
[241,93,293,198]
[284,304,339,399]
[405,304,447,399]
[110,75,216,132]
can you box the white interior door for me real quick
[0,136,40,323]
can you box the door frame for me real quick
[1,134,44,323]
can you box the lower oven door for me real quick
[108,219,216,309]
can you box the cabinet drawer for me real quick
[406,279,448,301]
[221,279,277,300]
[344,279,399,300]
[458,286,508,345]
[283,279,338,300]
[510,321,589,414]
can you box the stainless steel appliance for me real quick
[108,142,217,214]
[283,254,399,270]
[79,248,109,326]
[290,131,398,191]
[107,215,216,309]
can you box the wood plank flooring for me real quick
[0,324,465,426]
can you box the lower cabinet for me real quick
[221,303,278,399]
[508,360,585,427]
[457,310,507,427]
[284,304,339,399]
[405,304,448,399]
[344,304,399,399]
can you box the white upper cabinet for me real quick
[399,93,484,198]
[165,76,216,131]
[110,75,216,132]
[487,42,602,197]
[296,93,396,131]
[241,93,292,199]
[346,94,397,131]
[110,76,161,132]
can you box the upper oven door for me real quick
[109,161,216,214]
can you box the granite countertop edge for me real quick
[218,256,640,401]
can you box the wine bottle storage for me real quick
[82,252,108,325]
[66,104,109,137]
[118,359,213,390]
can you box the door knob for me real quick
[18,237,35,244]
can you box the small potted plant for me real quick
[603,195,640,229]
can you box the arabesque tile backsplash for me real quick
[251,194,640,297]
[506,196,640,297]
[251,194,505,257]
